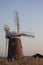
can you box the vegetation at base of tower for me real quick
[0,57,43,65]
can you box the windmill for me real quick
[3,11,35,61]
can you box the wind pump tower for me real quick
[3,11,35,61]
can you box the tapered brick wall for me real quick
[8,38,22,60]
[15,38,22,60]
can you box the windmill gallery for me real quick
[3,12,34,61]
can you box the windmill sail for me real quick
[16,11,20,32]
[20,32,35,37]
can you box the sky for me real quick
[0,0,43,56]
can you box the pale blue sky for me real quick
[0,0,43,56]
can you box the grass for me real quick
[0,57,43,65]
